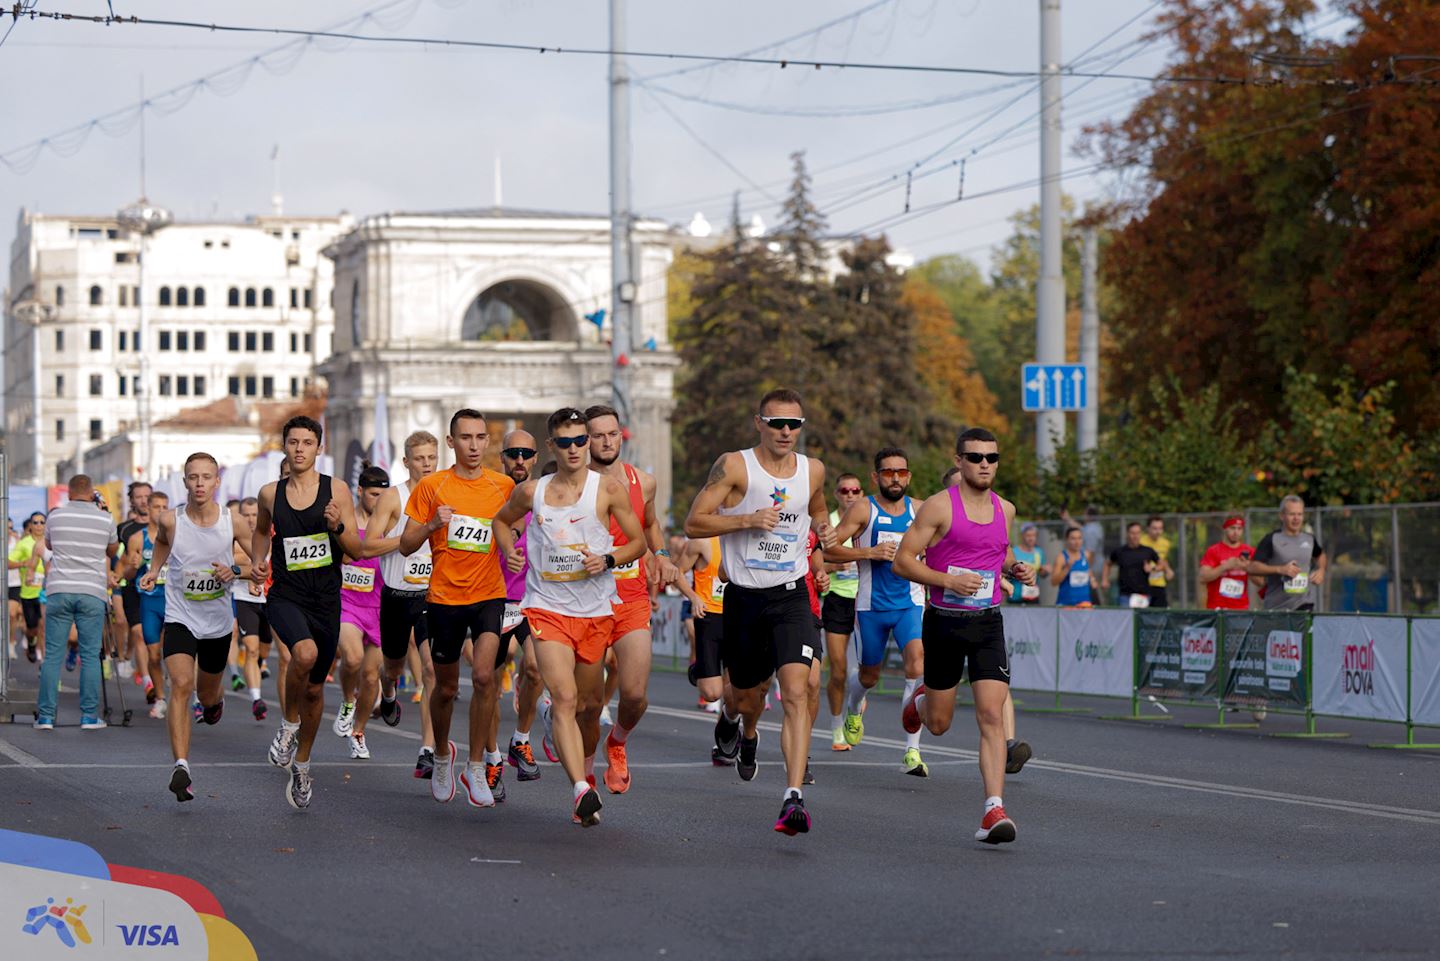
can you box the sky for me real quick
[0,0,1347,276]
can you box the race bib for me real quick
[710,580,727,604]
[1020,583,1040,601]
[403,555,432,587]
[153,567,167,587]
[23,570,39,588]
[1069,568,1090,589]
[342,564,375,592]
[613,557,642,580]
[1283,573,1309,595]
[876,530,904,547]
[446,514,493,553]
[834,562,858,581]
[1219,576,1246,599]
[182,568,225,602]
[284,533,332,571]
[942,566,996,609]
[540,543,590,582]
[1127,593,1151,609]
[744,531,799,572]
[502,602,524,633]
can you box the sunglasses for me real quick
[759,416,805,431]
[960,452,1000,464]
[877,468,911,480]
[836,486,862,496]
[552,435,589,450]
[502,447,537,461]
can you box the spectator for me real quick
[34,476,120,731]
[1102,522,1160,608]
[1008,523,1048,604]
[1250,496,1327,612]
[1200,515,1253,611]
[1138,516,1176,608]
[1050,527,1094,608]
[8,512,47,662]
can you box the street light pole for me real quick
[117,200,171,480]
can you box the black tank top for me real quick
[269,474,342,604]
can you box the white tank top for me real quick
[521,471,616,619]
[381,480,433,592]
[718,448,813,590]
[164,505,237,639]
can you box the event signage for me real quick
[1135,611,1220,699]
[1220,612,1309,708]
[1311,615,1407,722]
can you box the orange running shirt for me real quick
[405,467,514,605]
[691,537,724,615]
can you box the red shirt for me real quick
[606,464,649,604]
[1202,541,1253,610]
[804,530,821,619]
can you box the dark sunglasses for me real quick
[502,447,537,461]
[836,486,862,495]
[878,468,911,480]
[552,435,589,450]
[961,452,1000,464]
[759,416,805,431]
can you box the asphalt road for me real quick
[3,661,1439,961]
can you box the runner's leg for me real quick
[352,643,383,740]
[776,661,810,791]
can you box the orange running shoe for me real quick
[603,734,630,794]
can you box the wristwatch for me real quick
[230,564,242,576]
[604,554,617,570]
[655,549,671,558]
[333,522,346,536]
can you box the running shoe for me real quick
[252,698,268,721]
[25,640,37,663]
[268,725,298,768]
[902,747,929,778]
[285,763,313,811]
[431,741,457,803]
[486,760,506,803]
[712,713,740,765]
[102,659,112,680]
[842,711,864,747]
[201,700,223,725]
[501,664,514,694]
[704,699,721,714]
[975,806,1016,844]
[603,734,630,794]
[539,695,559,762]
[33,715,54,731]
[378,695,402,727]
[117,660,133,680]
[414,748,435,780]
[599,704,614,728]
[333,700,356,738]
[193,700,204,724]
[350,732,370,760]
[900,682,926,735]
[1005,740,1033,775]
[80,715,107,730]
[572,787,602,827]
[774,794,810,836]
[803,758,815,786]
[411,689,422,703]
[458,761,495,807]
[149,699,167,720]
[260,663,271,680]
[542,734,559,764]
[737,734,759,782]
[508,740,541,781]
[230,674,244,692]
[64,646,77,672]
[169,763,194,802]
[830,728,851,752]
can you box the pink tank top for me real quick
[925,488,1009,611]
[340,527,384,611]
[502,513,531,602]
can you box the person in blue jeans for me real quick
[35,476,121,730]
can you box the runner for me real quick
[1138,517,1176,608]
[113,482,151,682]
[582,404,679,796]
[893,427,1036,845]
[6,520,22,662]
[139,454,251,802]
[492,407,647,826]
[827,447,930,777]
[396,409,513,809]
[337,464,400,760]
[1102,522,1160,609]
[233,497,269,720]
[1050,527,1094,608]
[251,416,374,811]
[679,535,732,727]
[683,387,833,836]
[1200,515,1254,611]
[370,430,440,778]
[9,513,47,663]
[1007,523,1048,605]
[122,492,171,717]
[821,473,864,753]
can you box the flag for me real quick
[370,395,392,474]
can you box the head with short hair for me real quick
[127,481,152,513]
[25,512,46,534]
[941,465,961,488]
[402,430,439,482]
[834,472,863,512]
[356,461,390,514]
[753,388,804,458]
[585,404,624,468]
[148,490,170,511]
[182,453,221,506]
[1126,521,1143,546]
[1065,526,1084,550]
[872,446,911,503]
[239,496,259,526]
[1279,495,1305,533]
[67,474,94,500]
[501,429,538,485]
[282,415,324,472]
[446,409,489,471]
[546,408,590,472]
[1020,522,1038,548]
[1146,515,1164,538]
[953,427,1000,492]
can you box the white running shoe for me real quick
[268,725,298,767]
[459,761,496,808]
[599,704,614,728]
[431,740,457,803]
[704,699,721,714]
[117,660,133,680]
[350,732,370,759]
[333,700,356,738]
[149,699,167,720]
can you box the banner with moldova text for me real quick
[1057,608,1133,698]
[1003,606,1058,693]
[1135,610,1220,701]
[1220,611,1309,709]
[1310,615,1407,722]
[1408,617,1440,728]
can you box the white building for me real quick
[4,207,351,483]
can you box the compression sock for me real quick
[845,672,868,715]
[903,679,922,749]
[609,723,632,745]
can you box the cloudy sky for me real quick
[1,0,1345,272]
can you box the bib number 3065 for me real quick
[284,533,332,571]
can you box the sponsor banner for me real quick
[1004,606,1058,693]
[651,594,684,658]
[1409,617,1440,728]
[1058,608,1133,698]
[1135,610,1220,700]
[1220,611,1309,708]
[1311,615,1407,722]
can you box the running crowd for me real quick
[13,388,1049,844]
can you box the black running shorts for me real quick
[694,612,724,681]
[496,602,531,669]
[427,598,505,666]
[161,622,232,675]
[922,606,1009,690]
[7,586,20,604]
[379,587,430,661]
[21,597,42,630]
[121,586,142,627]
[821,592,856,636]
[267,594,341,686]
[1148,586,1169,609]
[235,601,269,641]
[721,579,818,691]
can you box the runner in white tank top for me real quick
[493,407,647,828]
[683,388,834,837]
[138,453,253,804]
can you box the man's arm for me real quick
[1050,550,1073,586]
[250,484,276,583]
[493,481,535,575]
[1247,533,1289,577]
[684,453,772,538]
[583,478,647,575]
[229,505,253,561]
[398,483,445,557]
[639,472,678,588]
[807,458,834,548]
[892,494,981,595]
[324,482,369,558]
[826,499,878,564]
[1311,541,1327,585]
[810,542,830,595]
[1101,552,1116,591]
[139,514,176,590]
[999,500,1035,585]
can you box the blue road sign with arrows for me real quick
[1022,363,1088,411]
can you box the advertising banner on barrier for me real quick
[1311,615,1407,722]
[1409,618,1440,728]
[1135,610,1220,700]
[650,595,684,659]
[1221,611,1309,708]
[1058,609,1133,698]
[1003,607,1058,693]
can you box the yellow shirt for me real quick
[1139,533,1171,587]
[8,534,44,599]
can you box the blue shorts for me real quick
[856,607,923,667]
[139,592,167,647]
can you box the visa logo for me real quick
[117,923,180,946]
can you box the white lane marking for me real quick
[0,736,44,767]
[644,704,1440,826]
[470,858,522,864]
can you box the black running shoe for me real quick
[508,741,541,781]
[379,696,402,728]
[1005,740,1033,775]
[414,749,435,780]
[202,700,224,725]
[713,713,740,764]
[25,640,37,663]
[774,793,810,836]
[737,734,758,782]
[802,757,815,786]
[260,663,271,680]
[168,763,194,803]
[145,686,158,706]
[573,787,603,827]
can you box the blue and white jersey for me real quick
[855,496,924,612]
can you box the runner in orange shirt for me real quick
[397,409,515,810]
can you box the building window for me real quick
[228,376,240,396]
[177,375,189,397]
[289,333,298,352]
[89,285,103,306]
[244,288,257,308]
[89,419,103,442]
[194,376,206,397]
[131,376,138,395]
[56,419,65,442]
[204,240,213,249]
[131,330,140,351]
[244,375,257,397]
[262,288,275,308]
[119,287,129,307]
[194,331,206,351]
[55,330,64,352]
[159,376,172,397]
[305,288,314,309]
[159,331,172,351]
[289,288,299,309]
[114,251,133,264]
[290,377,299,397]
[89,374,102,397]
[177,331,189,351]
[89,329,102,351]
[55,285,65,306]
[55,374,64,397]
[194,287,206,307]
[228,287,240,307]
[118,331,127,351]
[262,332,274,352]
[227,331,240,352]
[177,286,189,307]
[245,331,257,352]
[262,376,274,398]
[303,333,313,353]
[118,374,128,397]
[159,286,172,307]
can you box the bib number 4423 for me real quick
[284,533,332,571]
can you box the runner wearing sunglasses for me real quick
[684,387,835,836]
[821,473,864,753]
